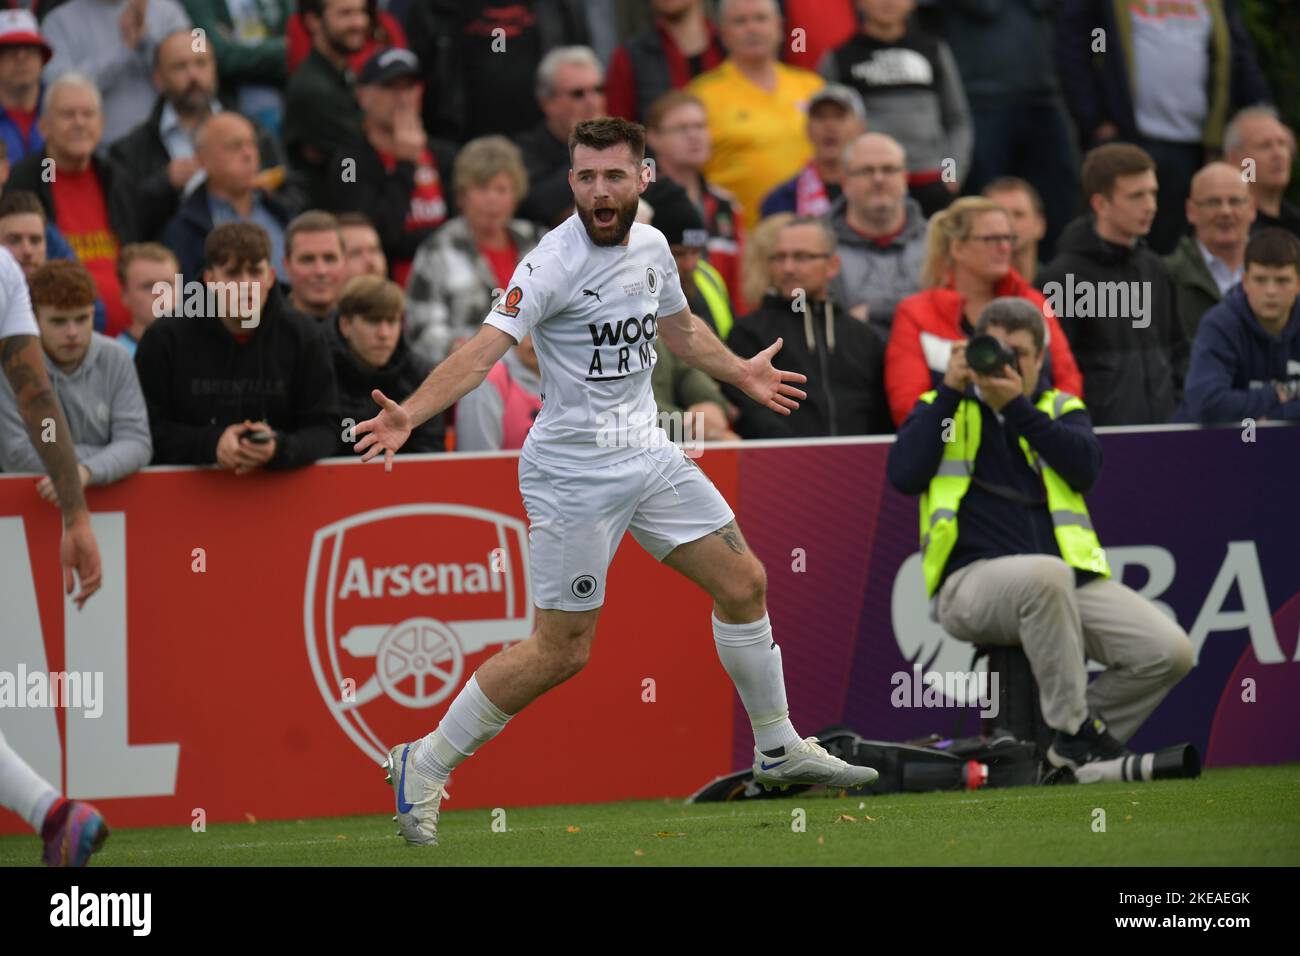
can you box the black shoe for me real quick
[1046,714,1131,770]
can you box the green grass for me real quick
[4,765,1298,866]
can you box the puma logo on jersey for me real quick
[583,288,602,302]
[524,262,539,275]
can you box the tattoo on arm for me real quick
[2,335,87,522]
[712,519,748,555]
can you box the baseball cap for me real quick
[644,179,708,249]
[808,84,866,122]
[0,10,52,64]
[358,47,422,86]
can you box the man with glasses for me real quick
[1165,162,1255,340]
[827,132,927,336]
[515,46,607,227]
[1039,143,1188,425]
[724,214,891,437]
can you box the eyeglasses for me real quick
[966,234,1017,247]
[562,84,605,100]
[846,164,905,178]
[660,121,708,135]
[767,252,830,264]
[1192,197,1251,210]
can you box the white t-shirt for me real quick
[0,246,37,340]
[483,214,689,466]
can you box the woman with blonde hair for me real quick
[737,212,795,318]
[884,197,1082,425]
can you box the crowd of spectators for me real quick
[0,0,1297,499]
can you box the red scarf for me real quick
[795,164,830,216]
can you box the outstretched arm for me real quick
[354,324,515,468]
[1,334,102,607]
[657,307,807,416]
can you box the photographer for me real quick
[887,297,1193,773]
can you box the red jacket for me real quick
[885,270,1084,426]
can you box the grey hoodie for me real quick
[827,195,929,334]
[0,332,152,483]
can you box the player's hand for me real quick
[61,511,102,610]
[974,364,1023,412]
[353,389,412,471]
[738,338,807,416]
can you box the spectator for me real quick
[337,210,387,279]
[886,197,1082,427]
[0,9,50,164]
[1180,228,1300,425]
[454,330,542,452]
[405,0,590,143]
[0,188,108,328]
[1056,0,1271,255]
[0,259,151,488]
[821,0,971,217]
[647,175,734,341]
[115,241,178,356]
[42,0,192,146]
[644,89,744,309]
[109,30,285,242]
[9,74,139,336]
[325,47,453,287]
[827,131,927,335]
[407,135,541,366]
[1164,162,1254,341]
[179,0,289,135]
[738,210,792,310]
[724,215,892,437]
[760,84,865,219]
[284,0,368,208]
[917,0,1078,262]
[282,209,347,320]
[513,46,605,228]
[134,221,339,469]
[333,273,443,455]
[160,111,292,282]
[1224,106,1300,239]
[886,296,1192,770]
[982,176,1048,286]
[1040,143,1189,426]
[690,0,823,230]
[605,0,725,124]
[286,0,404,74]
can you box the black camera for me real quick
[965,334,1018,375]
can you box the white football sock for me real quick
[0,729,59,832]
[712,612,801,753]
[413,674,513,783]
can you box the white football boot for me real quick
[752,736,879,790]
[384,742,450,846]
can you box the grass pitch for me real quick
[2,765,1297,867]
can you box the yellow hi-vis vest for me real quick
[694,259,734,342]
[917,388,1111,597]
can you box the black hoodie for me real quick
[135,286,340,467]
[723,293,892,438]
[330,327,445,456]
[1039,216,1189,426]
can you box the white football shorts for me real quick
[518,442,735,611]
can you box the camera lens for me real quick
[965,334,1006,374]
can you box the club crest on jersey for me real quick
[495,286,523,317]
[571,575,597,599]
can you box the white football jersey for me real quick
[483,214,689,466]
[0,246,37,340]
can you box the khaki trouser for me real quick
[937,555,1194,742]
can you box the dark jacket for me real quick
[331,327,445,455]
[160,183,293,283]
[1039,216,1189,426]
[134,285,340,467]
[284,48,364,206]
[8,150,140,245]
[605,19,726,123]
[324,135,458,266]
[1055,0,1271,150]
[1164,235,1227,342]
[723,293,892,438]
[1179,284,1300,424]
[887,381,1104,589]
[513,121,572,227]
[406,0,589,142]
[109,97,289,241]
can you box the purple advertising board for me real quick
[730,425,1300,771]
